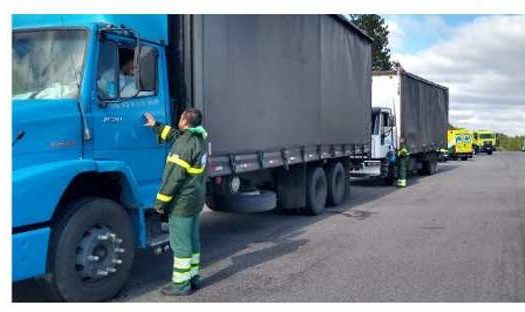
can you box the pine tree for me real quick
[349,14,395,70]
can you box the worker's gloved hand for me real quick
[154,204,164,215]
[143,112,156,127]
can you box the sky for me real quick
[383,15,525,136]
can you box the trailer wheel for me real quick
[326,162,346,206]
[422,159,438,175]
[301,167,327,216]
[209,190,277,213]
[47,197,134,302]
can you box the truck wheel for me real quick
[326,162,346,206]
[301,167,327,216]
[461,156,468,161]
[209,190,277,213]
[422,159,438,175]
[47,198,134,301]
[431,159,438,174]
[487,150,493,155]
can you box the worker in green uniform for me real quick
[397,137,410,188]
[144,109,208,296]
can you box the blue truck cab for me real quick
[13,14,375,301]
[13,15,179,301]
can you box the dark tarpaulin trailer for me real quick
[175,15,373,176]
[400,71,449,153]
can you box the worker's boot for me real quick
[190,275,201,290]
[161,283,191,296]
[164,255,192,296]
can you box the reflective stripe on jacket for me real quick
[397,145,410,158]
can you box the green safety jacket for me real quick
[152,122,208,217]
[397,145,410,158]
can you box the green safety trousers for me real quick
[169,213,200,291]
[397,156,408,187]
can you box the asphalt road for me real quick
[13,151,525,302]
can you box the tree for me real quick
[495,133,525,151]
[349,14,395,70]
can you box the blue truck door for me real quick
[91,39,170,208]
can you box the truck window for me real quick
[371,112,380,135]
[96,42,118,99]
[381,112,389,127]
[463,135,472,143]
[96,42,156,100]
[13,30,87,100]
[455,135,463,144]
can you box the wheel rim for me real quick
[75,224,125,283]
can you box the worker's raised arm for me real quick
[144,112,180,144]
[152,122,180,144]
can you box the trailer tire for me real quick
[301,167,327,216]
[326,162,346,206]
[209,190,277,213]
[422,159,438,175]
[47,197,134,302]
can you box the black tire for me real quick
[209,190,277,213]
[487,150,493,155]
[47,197,134,302]
[422,159,438,175]
[461,156,468,161]
[431,159,438,174]
[301,167,327,216]
[326,162,346,206]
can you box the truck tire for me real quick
[47,197,134,302]
[422,159,438,175]
[461,156,468,161]
[301,167,327,216]
[326,162,346,206]
[208,190,277,213]
[487,150,493,155]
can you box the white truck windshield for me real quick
[12,29,87,100]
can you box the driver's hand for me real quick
[143,112,156,127]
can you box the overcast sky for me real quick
[384,15,525,136]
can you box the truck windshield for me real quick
[12,29,87,100]
[479,133,494,139]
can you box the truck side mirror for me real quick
[134,45,157,92]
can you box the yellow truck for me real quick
[473,130,497,155]
[448,129,474,161]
